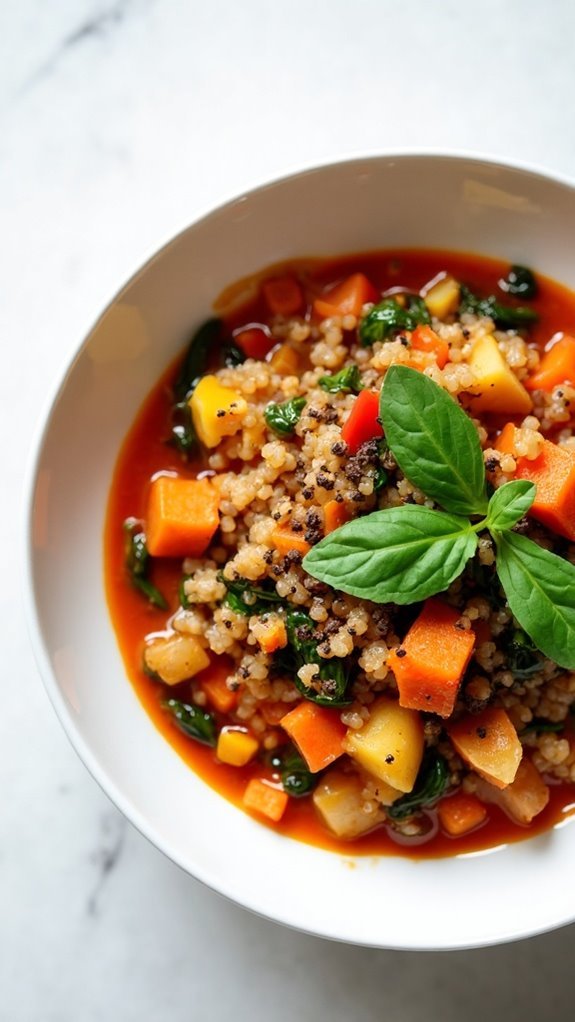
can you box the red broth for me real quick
[104,249,575,858]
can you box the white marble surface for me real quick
[4,1,575,1018]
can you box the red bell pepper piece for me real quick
[341,389,384,454]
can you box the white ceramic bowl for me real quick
[25,153,575,950]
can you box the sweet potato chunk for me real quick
[474,756,550,824]
[447,707,522,789]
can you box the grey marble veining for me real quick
[3,1,575,1019]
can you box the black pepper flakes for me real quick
[476,726,487,739]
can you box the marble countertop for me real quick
[4,1,575,1018]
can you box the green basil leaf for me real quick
[264,396,306,437]
[386,751,449,820]
[486,480,535,532]
[380,365,488,516]
[271,746,316,797]
[494,530,575,669]
[360,296,430,347]
[499,265,538,300]
[162,699,217,747]
[318,365,363,394]
[303,505,477,605]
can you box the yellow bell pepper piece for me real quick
[217,727,259,766]
[189,375,247,448]
[465,334,533,415]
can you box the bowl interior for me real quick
[26,154,575,949]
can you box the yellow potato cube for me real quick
[465,334,532,414]
[144,634,210,685]
[312,768,385,838]
[189,374,247,448]
[344,698,424,793]
[422,273,460,320]
[217,727,259,766]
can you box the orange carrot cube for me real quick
[280,701,346,773]
[495,423,575,541]
[243,778,289,822]
[146,476,220,557]
[437,792,488,836]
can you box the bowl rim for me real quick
[23,149,575,950]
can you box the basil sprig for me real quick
[303,365,575,669]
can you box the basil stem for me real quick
[123,518,168,610]
[162,699,217,747]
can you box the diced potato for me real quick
[343,698,424,793]
[312,768,385,838]
[474,756,550,824]
[465,334,533,414]
[144,633,210,685]
[422,272,460,320]
[217,727,259,767]
[189,374,247,448]
[447,707,522,789]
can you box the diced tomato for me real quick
[235,326,274,360]
[314,273,379,320]
[341,390,383,454]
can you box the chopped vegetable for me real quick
[280,701,346,773]
[499,265,538,300]
[262,276,303,316]
[174,318,222,401]
[123,518,168,609]
[341,389,383,454]
[421,272,460,319]
[268,343,300,375]
[344,698,425,793]
[360,295,430,346]
[169,401,197,455]
[312,769,385,838]
[474,756,549,824]
[144,634,210,684]
[200,660,238,714]
[243,778,289,822]
[409,324,449,369]
[386,750,449,820]
[314,272,379,319]
[323,499,352,535]
[217,727,259,766]
[285,608,350,706]
[220,339,246,368]
[465,334,533,414]
[264,396,306,437]
[437,792,488,836]
[189,374,247,448]
[271,746,315,797]
[146,476,220,558]
[495,423,575,541]
[318,364,363,394]
[448,707,522,789]
[388,597,476,718]
[234,325,274,361]
[219,574,284,615]
[163,698,217,746]
[270,522,311,558]
[254,615,287,654]
[459,285,538,329]
[526,334,575,392]
[505,628,542,679]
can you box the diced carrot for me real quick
[387,598,476,718]
[341,389,384,454]
[323,499,352,535]
[313,273,379,320]
[268,343,300,375]
[447,708,522,789]
[270,522,311,557]
[146,476,219,558]
[235,326,274,360]
[280,702,346,773]
[410,325,450,369]
[526,335,575,392]
[199,659,238,714]
[256,617,288,655]
[438,792,488,837]
[262,276,303,316]
[495,423,575,541]
[243,778,289,822]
